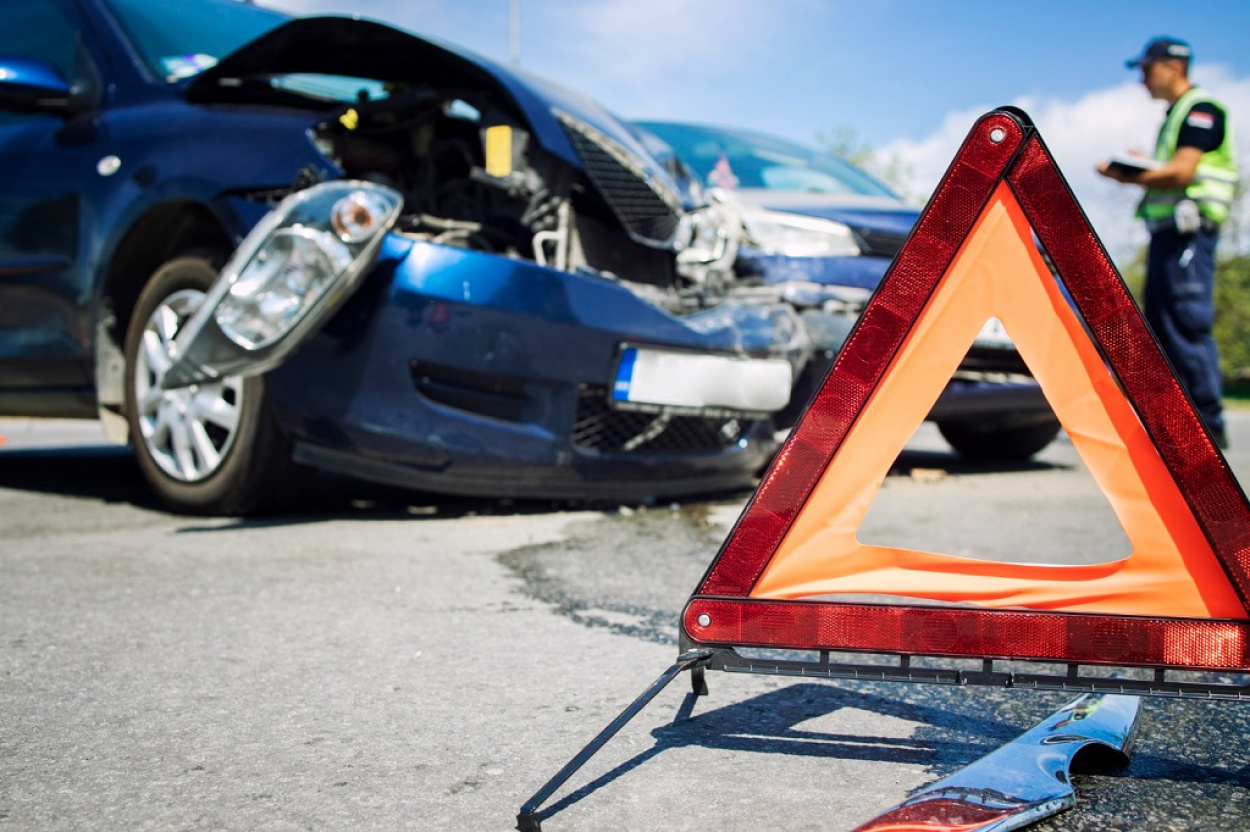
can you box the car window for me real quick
[0,0,77,80]
[269,74,390,104]
[637,121,898,199]
[0,0,81,126]
[102,0,288,82]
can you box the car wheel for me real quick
[124,250,295,515]
[936,418,1062,462]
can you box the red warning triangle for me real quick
[684,108,1250,672]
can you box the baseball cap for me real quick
[1126,37,1192,68]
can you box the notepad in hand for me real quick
[1107,155,1160,177]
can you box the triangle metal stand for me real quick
[516,648,712,831]
[517,639,1248,830]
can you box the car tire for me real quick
[937,418,1062,462]
[123,250,296,515]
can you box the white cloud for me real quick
[883,66,1250,265]
[560,0,777,84]
[520,0,812,123]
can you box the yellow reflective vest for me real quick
[1137,87,1239,226]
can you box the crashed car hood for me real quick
[184,16,674,191]
[734,188,919,238]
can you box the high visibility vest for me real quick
[1137,87,1239,226]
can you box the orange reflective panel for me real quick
[750,182,1245,620]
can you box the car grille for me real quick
[555,110,683,244]
[574,212,676,286]
[851,226,909,259]
[573,386,748,455]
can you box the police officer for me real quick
[1098,36,1238,449]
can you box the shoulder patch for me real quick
[1187,110,1216,130]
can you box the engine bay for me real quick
[311,85,706,293]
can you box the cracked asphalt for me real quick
[2,415,1249,830]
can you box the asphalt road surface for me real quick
[2,415,1249,830]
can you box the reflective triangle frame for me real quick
[683,107,1250,674]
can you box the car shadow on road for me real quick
[174,480,762,532]
[0,444,618,522]
[0,441,1070,527]
[0,445,165,509]
[888,446,1072,478]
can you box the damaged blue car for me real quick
[0,0,808,514]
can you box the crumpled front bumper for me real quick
[262,235,801,499]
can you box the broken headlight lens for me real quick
[741,209,861,258]
[160,180,403,389]
[675,194,741,282]
[217,227,352,348]
[213,181,402,349]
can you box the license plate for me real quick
[612,346,792,415]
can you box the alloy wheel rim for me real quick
[133,288,244,483]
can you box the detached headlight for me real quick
[162,181,403,388]
[214,184,400,349]
[741,209,861,258]
[216,226,353,349]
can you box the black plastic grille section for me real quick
[410,361,527,422]
[556,110,682,243]
[572,386,748,455]
[851,226,910,259]
[574,212,675,286]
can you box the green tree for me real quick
[1214,172,1250,385]
[1119,246,1250,381]
[1119,245,1147,304]
[1215,254,1250,380]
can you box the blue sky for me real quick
[266,0,1250,260]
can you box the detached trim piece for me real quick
[853,691,1140,831]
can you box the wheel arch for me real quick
[95,201,235,439]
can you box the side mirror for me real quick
[0,56,81,116]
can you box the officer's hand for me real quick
[1096,160,1121,181]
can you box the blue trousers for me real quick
[1144,226,1224,432]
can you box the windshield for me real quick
[103,0,288,82]
[637,121,898,199]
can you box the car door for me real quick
[0,0,101,414]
